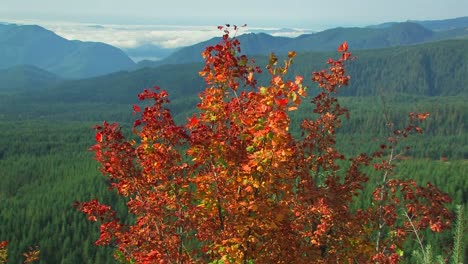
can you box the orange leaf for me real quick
[288,51,296,58]
[247,72,254,82]
[338,41,348,52]
[295,75,303,85]
[242,164,252,172]
[342,52,351,60]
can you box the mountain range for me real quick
[1,17,467,79]
[0,23,136,79]
[1,38,466,111]
[149,19,468,67]
[368,16,468,31]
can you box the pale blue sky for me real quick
[1,0,467,28]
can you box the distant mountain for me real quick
[153,21,467,66]
[147,33,292,67]
[140,37,221,67]
[136,32,300,68]
[11,39,465,109]
[410,16,468,31]
[283,22,434,52]
[0,24,136,79]
[123,44,179,62]
[0,65,61,92]
[368,16,468,31]
[236,33,292,54]
[366,22,399,29]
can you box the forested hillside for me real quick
[0,34,466,263]
[0,65,61,94]
[1,39,466,107]
[298,39,468,96]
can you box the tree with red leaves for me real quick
[77,25,452,263]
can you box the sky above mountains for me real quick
[1,0,467,50]
[2,0,467,26]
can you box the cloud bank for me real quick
[7,19,314,49]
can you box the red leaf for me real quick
[342,52,351,60]
[338,41,348,52]
[133,104,141,113]
[275,97,288,107]
[133,119,142,128]
[95,132,103,142]
[187,115,199,128]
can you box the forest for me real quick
[0,36,467,263]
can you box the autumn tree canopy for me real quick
[76,25,452,263]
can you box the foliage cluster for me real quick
[76,26,454,263]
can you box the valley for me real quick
[0,17,467,263]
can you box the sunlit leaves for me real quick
[338,41,349,52]
[95,132,102,143]
[22,247,40,264]
[76,26,452,263]
[0,242,40,264]
[0,241,7,264]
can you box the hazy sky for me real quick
[2,0,467,27]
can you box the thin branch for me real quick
[403,210,426,262]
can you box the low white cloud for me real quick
[50,23,223,49]
[6,19,315,49]
[246,27,315,38]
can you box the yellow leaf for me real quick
[256,165,264,172]
[252,181,259,188]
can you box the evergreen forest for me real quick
[0,36,467,263]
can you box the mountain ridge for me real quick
[144,20,467,68]
[2,39,465,109]
[0,23,136,79]
[2,17,466,77]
